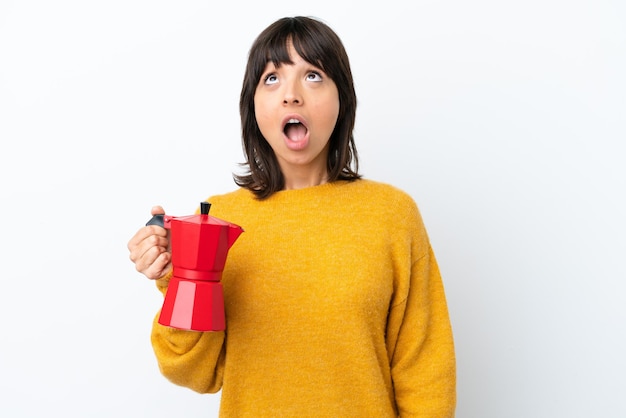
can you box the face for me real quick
[254,42,340,188]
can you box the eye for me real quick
[306,71,323,82]
[263,73,279,85]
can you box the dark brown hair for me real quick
[234,16,361,199]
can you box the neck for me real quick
[282,169,329,190]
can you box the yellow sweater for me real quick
[151,179,456,417]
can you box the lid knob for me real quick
[200,201,211,215]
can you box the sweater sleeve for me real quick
[386,240,456,416]
[150,274,226,394]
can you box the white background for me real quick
[1,1,624,417]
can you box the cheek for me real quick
[332,100,340,124]
[253,96,270,131]
[321,89,340,130]
[253,94,262,119]
[321,99,340,132]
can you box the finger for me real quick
[133,244,165,273]
[129,233,169,264]
[127,226,167,254]
[144,251,172,280]
[127,228,146,252]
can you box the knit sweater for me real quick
[151,179,456,417]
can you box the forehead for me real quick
[263,42,315,69]
[260,35,325,71]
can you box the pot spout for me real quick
[227,224,244,248]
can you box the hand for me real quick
[128,205,172,280]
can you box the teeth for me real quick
[287,118,301,124]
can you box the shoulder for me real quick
[351,179,429,244]
[348,179,420,215]
[347,178,410,195]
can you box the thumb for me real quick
[151,205,165,216]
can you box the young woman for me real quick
[128,16,456,417]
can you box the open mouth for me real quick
[283,118,308,142]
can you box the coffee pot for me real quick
[147,201,243,331]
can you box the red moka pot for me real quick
[147,201,243,331]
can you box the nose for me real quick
[282,79,302,105]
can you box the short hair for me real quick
[235,16,361,199]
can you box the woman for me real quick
[128,16,456,417]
